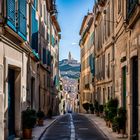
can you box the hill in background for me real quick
[59,52,80,79]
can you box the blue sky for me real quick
[56,0,94,62]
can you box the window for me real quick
[108,87,110,100]
[51,35,55,47]
[43,48,47,64]
[31,6,38,52]
[7,0,27,40]
[107,4,110,37]
[108,53,110,78]
[127,0,138,17]
[118,0,121,14]
[102,54,105,79]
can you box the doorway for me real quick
[31,77,35,109]
[122,66,126,109]
[131,56,138,140]
[8,69,15,139]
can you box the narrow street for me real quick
[41,114,108,140]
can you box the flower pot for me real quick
[23,129,32,139]
[105,121,108,126]
[38,119,44,126]
[99,112,103,117]
[117,129,120,134]
[96,112,99,116]
[108,121,111,128]
[120,129,125,135]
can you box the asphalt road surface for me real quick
[41,114,108,140]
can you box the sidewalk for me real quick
[32,116,58,140]
[83,114,128,140]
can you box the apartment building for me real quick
[79,13,95,112]
[114,0,140,139]
[80,0,140,139]
[0,0,29,138]
[0,0,60,139]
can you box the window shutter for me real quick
[31,7,38,52]
[43,48,47,64]
[7,0,16,31]
[18,0,27,39]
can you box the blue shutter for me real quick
[89,54,95,76]
[34,0,38,9]
[43,48,47,64]
[47,50,51,66]
[51,35,55,47]
[7,0,16,31]
[18,0,27,40]
[31,7,38,52]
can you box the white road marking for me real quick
[78,127,88,130]
[70,114,75,140]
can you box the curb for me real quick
[83,114,109,140]
[38,117,59,140]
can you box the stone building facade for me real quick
[0,0,60,139]
[79,0,140,139]
[79,13,95,112]
[94,0,115,107]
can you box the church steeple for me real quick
[68,52,71,61]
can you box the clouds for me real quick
[72,42,77,46]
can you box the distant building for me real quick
[79,12,95,113]
[59,53,80,79]
[68,52,72,61]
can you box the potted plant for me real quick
[22,108,36,139]
[94,100,99,116]
[82,101,90,113]
[89,103,94,114]
[104,106,109,126]
[99,105,104,117]
[106,98,118,128]
[112,116,119,132]
[37,109,45,126]
[118,107,126,134]
[47,108,53,119]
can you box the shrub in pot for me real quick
[89,103,94,114]
[99,105,104,117]
[107,98,118,109]
[112,116,119,132]
[22,108,36,139]
[108,110,114,127]
[94,100,99,116]
[37,110,45,126]
[104,107,109,126]
[82,102,90,113]
[106,98,118,127]
[117,107,126,134]
[118,107,126,117]
[47,108,53,119]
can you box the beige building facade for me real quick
[80,0,140,139]
[79,13,95,112]
[0,0,60,139]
